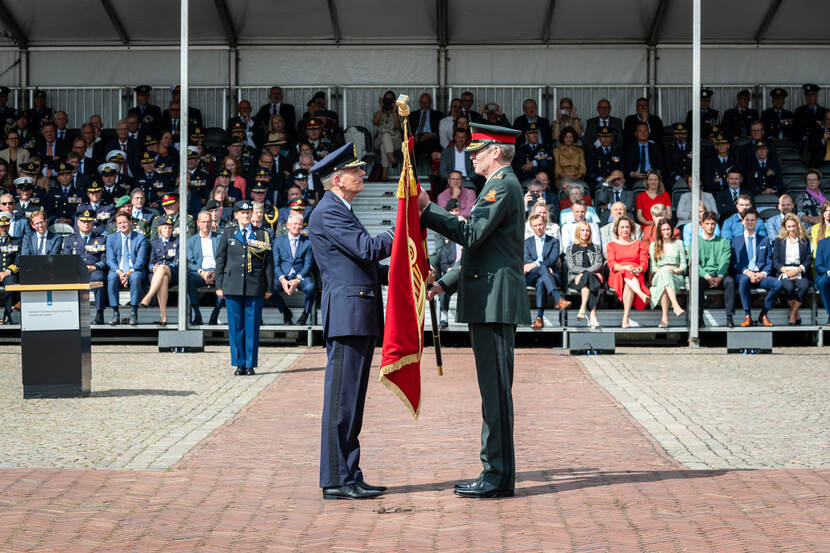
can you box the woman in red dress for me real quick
[635,170,672,228]
[607,216,650,328]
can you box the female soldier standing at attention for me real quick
[215,200,274,375]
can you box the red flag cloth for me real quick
[380,122,429,420]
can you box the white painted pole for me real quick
[689,0,701,346]
[177,0,189,331]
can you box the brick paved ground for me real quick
[0,347,829,552]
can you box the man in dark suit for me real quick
[32,122,67,164]
[20,211,62,256]
[586,126,624,191]
[308,143,394,500]
[730,208,782,327]
[128,85,163,136]
[512,122,554,183]
[272,211,316,325]
[594,170,635,222]
[624,122,664,187]
[512,98,552,147]
[584,98,623,149]
[715,168,750,224]
[254,86,296,140]
[623,97,664,146]
[215,200,274,374]
[420,123,531,498]
[702,134,738,193]
[524,212,569,329]
[721,90,758,141]
[743,141,782,195]
[407,92,443,160]
[227,100,263,149]
[761,88,796,143]
[105,212,149,326]
[807,111,830,168]
[93,119,141,177]
[168,85,203,129]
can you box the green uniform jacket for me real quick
[422,164,531,325]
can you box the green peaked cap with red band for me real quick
[466,122,522,152]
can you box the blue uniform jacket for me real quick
[61,232,107,270]
[308,190,393,339]
[186,232,220,272]
[274,233,314,281]
[731,233,773,275]
[149,236,179,270]
[105,231,149,274]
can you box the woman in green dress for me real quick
[649,218,687,327]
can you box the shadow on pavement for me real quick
[384,467,730,496]
[91,389,197,397]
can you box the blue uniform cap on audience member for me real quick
[770,88,788,98]
[86,180,103,193]
[0,214,10,226]
[139,151,155,164]
[701,89,713,99]
[309,142,366,180]
[234,200,253,212]
[737,90,751,99]
[255,167,271,182]
[135,85,152,94]
[143,134,158,146]
[159,216,175,227]
[673,123,688,134]
[803,84,820,94]
[33,90,46,99]
[250,181,268,194]
[57,162,72,174]
[77,209,95,222]
[20,162,38,176]
[598,126,614,137]
[292,169,308,180]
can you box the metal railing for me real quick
[144,86,229,129]
[23,87,124,128]
[341,85,436,130]
[447,85,545,121]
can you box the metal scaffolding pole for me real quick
[177,0,189,332]
[689,0,701,347]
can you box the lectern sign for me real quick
[21,290,81,331]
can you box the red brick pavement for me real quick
[1,349,829,552]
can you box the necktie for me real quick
[38,235,45,255]
[614,190,621,203]
[290,237,298,257]
[747,235,755,269]
[732,190,738,203]
[416,111,426,135]
[272,104,277,115]
[173,119,178,132]
[84,234,89,246]
[601,119,607,127]
[120,236,130,272]
[603,147,609,155]
[47,143,53,157]
[639,144,646,172]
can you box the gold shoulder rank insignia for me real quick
[483,189,497,202]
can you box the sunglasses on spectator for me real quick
[1,201,14,205]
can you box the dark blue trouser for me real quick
[89,269,106,311]
[225,294,263,368]
[107,270,144,308]
[735,274,782,316]
[187,271,222,318]
[319,335,374,488]
[271,277,316,315]
[816,275,830,319]
[525,265,561,317]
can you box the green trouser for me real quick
[469,322,516,491]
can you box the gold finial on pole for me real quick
[396,94,411,117]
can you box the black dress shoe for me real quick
[245,367,256,375]
[283,313,293,325]
[2,313,12,325]
[454,478,482,490]
[322,484,381,500]
[355,479,387,493]
[439,320,449,330]
[208,308,220,325]
[234,367,245,376]
[191,315,203,326]
[453,480,513,498]
[726,318,735,328]
[93,311,104,325]
[297,311,309,325]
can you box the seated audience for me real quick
[561,200,600,253]
[663,124,692,185]
[743,141,782,195]
[640,203,676,247]
[437,170,475,219]
[512,122,553,183]
[524,213,570,329]
[438,98,462,149]
[553,127,586,185]
[187,210,222,326]
[730,208,782,327]
[513,98,552,146]
[565,221,603,328]
[20,211,61,255]
[62,208,107,324]
[806,111,830,168]
[796,169,826,230]
[635,170,672,228]
[439,128,475,188]
[372,90,401,181]
[701,134,738,193]
[715,169,750,224]
[594,170,634,222]
[624,122,664,187]
[809,202,830,256]
[522,175,559,224]
[649,218,686,327]
[106,212,149,326]
[435,199,464,328]
[524,201,560,241]
[815,237,830,325]
[683,203,722,254]
[551,97,583,142]
[583,98,623,149]
[697,210,735,327]
[765,194,795,238]
[586,126,624,192]
[722,194,766,241]
[139,216,179,326]
[0,215,20,324]
[607,216,649,328]
[559,182,599,225]
[624,97,664,145]
[601,201,641,258]
[272,212,316,326]
[772,213,812,326]
[676,186,718,227]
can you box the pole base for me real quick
[158,329,205,352]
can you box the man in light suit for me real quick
[105,212,149,326]
[272,211,316,325]
[525,213,569,329]
[308,143,393,500]
[186,210,222,326]
[730,208,782,327]
[20,211,62,256]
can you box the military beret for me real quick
[20,162,38,175]
[309,142,366,179]
[292,169,309,180]
[216,167,232,178]
[57,162,72,174]
[525,122,539,134]
[135,85,152,94]
[289,198,307,210]
[139,151,155,164]
[187,145,200,160]
[803,83,820,94]
[770,88,788,98]
[161,193,178,206]
[204,199,220,211]
[233,200,253,212]
[755,140,768,150]
[673,123,688,134]
[98,163,118,176]
[33,90,46,99]
[445,198,460,211]
[85,180,103,193]
[115,195,131,208]
[143,134,159,146]
[701,89,714,99]
[250,181,268,194]
[306,118,321,130]
[159,216,176,226]
[466,122,521,152]
[713,134,729,145]
[77,209,96,222]
[737,89,751,99]
[0,86,9,97]
[106,150,125,164]
[598,126,614,137]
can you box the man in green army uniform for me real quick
[150,192,194,239]
[106,196,150,237]
[418,122,530,498]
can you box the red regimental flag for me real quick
[379,116,429,419]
